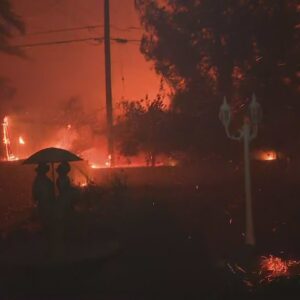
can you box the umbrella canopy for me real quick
[23,147,82,164]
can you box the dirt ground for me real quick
[0,160,299,298]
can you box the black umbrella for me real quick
[23,147,82,196]
[23,147,82,164]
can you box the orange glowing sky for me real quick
[0,0,161,115]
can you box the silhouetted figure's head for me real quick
[56,162,72,195]
[35,163,50,175]
[56,161,71,176]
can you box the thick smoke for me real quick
[53,96,105,154]
[0,94,107,163]
[0,77,17,117]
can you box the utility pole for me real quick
[104,0,114,166]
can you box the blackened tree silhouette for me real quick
[0,0,25,55]
[135,0,300,156]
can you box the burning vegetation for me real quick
[226,255,300,291]
[253,150,279,162]
[2,116,18,161]
[0,97,109,166]
[260,255,300,282]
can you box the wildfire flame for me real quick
[79,181,88,188]
[260,255,300,281]
[3,116,8,125]
[19,136,25,145]
[2,116,18,161]
[104,154,112,167]
[3,116,9,147]
[90,164,101,169]
[226,255,300,289]
[261,151,277,161]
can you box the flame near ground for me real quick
[260,255,300,282]
[227,254,300,290]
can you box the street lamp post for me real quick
[219,94,262,247]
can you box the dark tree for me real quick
[0,0,25,55]
[135,0,300,156]
[0,77,15,101]
[0,0,25,119]
[115,95,172,166]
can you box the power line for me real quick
[111,25,142,32]
[22,24,142,37]
[13,36,140,48]
[13,37,103,48]
[24,25,103,36]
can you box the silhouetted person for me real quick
[56,162,75,221]
[32,163,55,233]
[56,162,71,194]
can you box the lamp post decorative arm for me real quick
[219,97,240,140]
[224,126,244,141]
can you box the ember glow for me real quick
[90,164,101,169]
[253,150,279,161]
[79,181,88,188]
[263,151,277,161]
[260,255,300,281]
[105,154,112,167]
